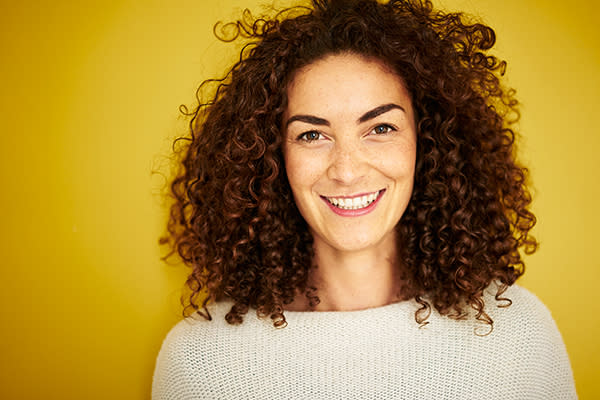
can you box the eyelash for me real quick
[295,124,396,142]
[371,124,396,135]
[296,131,322,142]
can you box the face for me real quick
[283,53,417,254]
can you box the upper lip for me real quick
[321,189,384,199]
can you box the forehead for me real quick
[285,53,412,118]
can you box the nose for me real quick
[327,140,368,185]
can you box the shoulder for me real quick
[152,302,272,400]
[481,283,567,351]
[152,300,263,363]
[152,301,262,399]
[484,283,561,333]
[480,283,577,398]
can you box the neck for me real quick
[288,233,402,312]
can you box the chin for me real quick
[320,232,389,254]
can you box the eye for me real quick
[371,124,395,135]
[297,131,323,142]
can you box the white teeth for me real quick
[326,190,381,210]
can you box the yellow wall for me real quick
[0,0,597,398]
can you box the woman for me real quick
[153,0,577,398]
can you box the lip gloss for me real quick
[321,189,385,217]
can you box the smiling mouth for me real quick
[323,190,384,210]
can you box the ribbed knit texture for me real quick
[152,284,576,399]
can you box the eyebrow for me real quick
[285,103,405,128]
[357,103,405,123]
[285,114,330,128]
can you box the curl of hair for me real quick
[162,0,537,332]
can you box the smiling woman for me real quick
[152,0,577,398]
[283,54,417,311]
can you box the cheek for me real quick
[284,147,327,194]
[284,149,312,195]
[374,144,417,180]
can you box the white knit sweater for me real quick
[152,284,576,399]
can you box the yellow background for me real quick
[1,0,597,398]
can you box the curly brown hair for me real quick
[162,0,537,330]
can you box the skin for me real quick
[282,53,417,311]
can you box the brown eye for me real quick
[372,124,394,135]
[298,131,322,141]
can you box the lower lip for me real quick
[322,190,385,217]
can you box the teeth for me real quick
[326,190,381,210]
